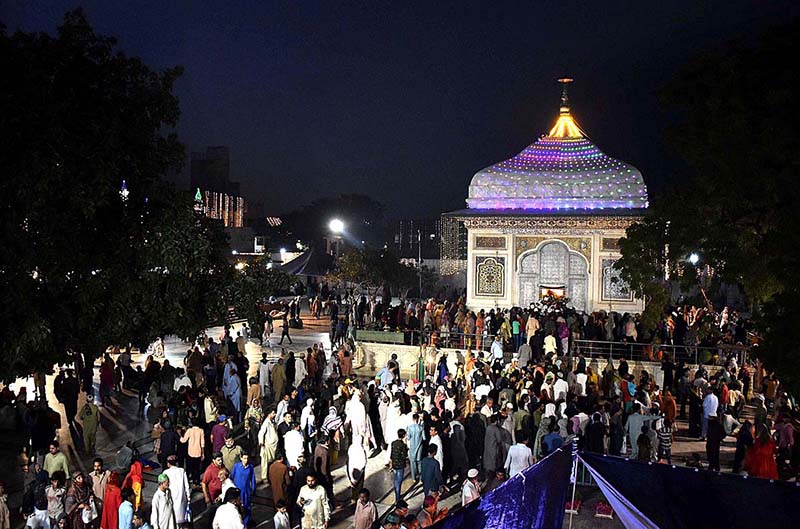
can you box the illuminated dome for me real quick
[467,79,648,210]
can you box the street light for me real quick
[417,231,437,299]
[329,218,345,234]
[688,253,700,265]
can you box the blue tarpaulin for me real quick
[431,446,572,529]
[579,452,800,529]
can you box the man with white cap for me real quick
[461,469,481,506]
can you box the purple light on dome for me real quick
[468,129,648,210]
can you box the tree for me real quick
[328,246,418,299]
[229,260,292,333]
[616,20,800,389]
[0,10,231,380]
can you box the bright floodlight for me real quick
[329,218,345,234]
[280,247,287,254]
[688,253,700,265]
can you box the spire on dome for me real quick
[548,77,584,138]
[558,77,573,111]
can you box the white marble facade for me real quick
[461,214,644,313]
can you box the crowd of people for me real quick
[1,294,797,529]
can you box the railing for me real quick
[354,328,424,346]
[573,339,749,366]
[427,330,494,352]
[353,329,749,366]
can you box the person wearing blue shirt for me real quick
[542,424,564,456]
[377,365,394,388]
[231,454,256,525]
[406,414,425,481]
[420,445,443,498]
[118,488,135,529]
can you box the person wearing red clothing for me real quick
[99,362,115,406]
[122,461,144,510]
[201,452,225,506]
[100,472,122,529]
[744,427,779,479]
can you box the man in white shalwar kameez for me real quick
[258,354,273,396]
[293,355,308,388]
[212,488,244,529]
[150,474,176,529]
[297,475,330,529]
[258,409,279,482]
[284,424,304,469]
[383,397,403,464]
[345,391,374,447]
[163,456,191,523]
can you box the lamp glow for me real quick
[329,219,345,234]
[688,253,700,265]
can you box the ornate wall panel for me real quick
[517,241,589,311]
[460,215,641,232]
[474,236,506,249]
[601,258,634,301]
[569,279,588,311]
[515,236,591,265]
[475,256,505,297]
[602,237,621,251]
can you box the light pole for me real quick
[328,218,345,257]
[418,230,422,299]
[418,231,436,300]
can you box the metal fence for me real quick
[573,339,749,366]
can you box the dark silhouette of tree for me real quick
[616,20,800,390]
[0,10,231,380]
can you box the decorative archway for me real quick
[517,240,589,310]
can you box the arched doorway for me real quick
[517,240,589,311]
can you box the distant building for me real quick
[439,215,468,277]
[190,146,246,227]
[393,218,441,260]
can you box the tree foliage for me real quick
[328,246,419,298]
[0,10,231,380]
[616,20,800,389]
[229,260,292,332]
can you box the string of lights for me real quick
[467,81,648,211]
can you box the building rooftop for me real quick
[467,79,648,211]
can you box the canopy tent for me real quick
[278,247,333,277]
[430,446,572,529]
[431,446,798,529]
[579,452,800,529]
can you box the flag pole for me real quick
[568,440,578,529]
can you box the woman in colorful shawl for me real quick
[65,472,96,529]
[99,473,121,529]
[121,461,143,510]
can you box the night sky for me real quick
[3,1,798,218]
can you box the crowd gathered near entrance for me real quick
[1,290,797,529]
